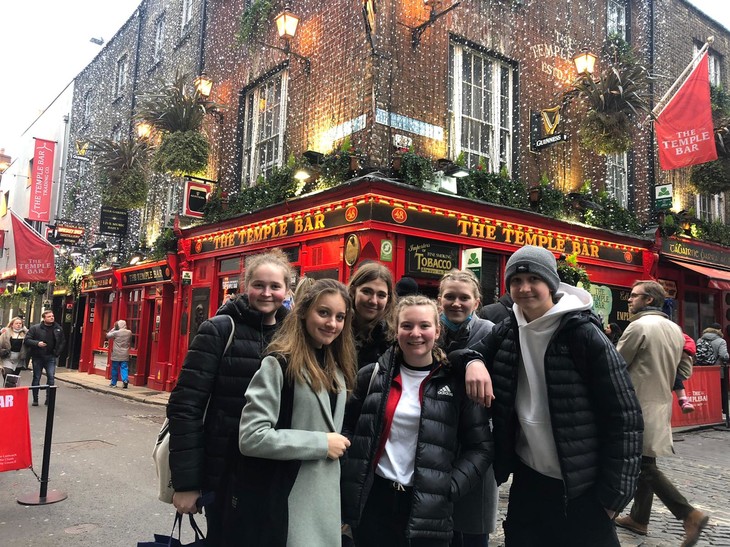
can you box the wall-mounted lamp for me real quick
[411,1,462,48]
[70,248,84,258]
[573,48,597,77]
[259,7,311,75]
[136,121,153,140]
[194,73,214,99]
[90,241,107,252]
[129,251,145,266]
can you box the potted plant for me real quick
[557,253,591,289]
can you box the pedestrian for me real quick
[695,322,729,365]
[604,322,622,345]
[166,249,292,547]
[106,320,132,388]
[673,334,696,414]
[437,269,497,547]
[0,317,28,382]
[457,245,643,547]
[226,279,356,547]
[476,292,513,324]
[348,261,396,369]
[394,275,419,297]
[342,295,493,547]
[24,310,66,407]
[615,280,710,547]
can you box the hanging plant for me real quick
[237,0,276,48]
[398,151,434,188]
[92,138,151,209]
[557,253,591,289]
[150,228,179,260]
[153,131,209,176]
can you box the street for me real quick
[1,379,730,546]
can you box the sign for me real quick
[380,239,393,262]
[671,366,724,428]
[405,238,459,278]
[463,247,482,269]
[100,206,129,235]
[0,388,33,472]
[181,270,193,285]
[10,211,56,282]
[121,264,173,286]
[344,234,360,267]
[654,184,673,210]
[662,238,730,269]
[81,275,114,292]
[530,107,568,152]
[183,180,211,219]
[29,138,56,222]
[48,223,85,245]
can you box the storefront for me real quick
[78,271,117,378]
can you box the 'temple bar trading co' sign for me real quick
[28,138,56,223]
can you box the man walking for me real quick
[24,310,66,406]
[615,280,709,547]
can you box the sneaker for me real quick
[32,401,39,407]
[682,510,709,547]
[122,381,128,389]
[615,515,648,536]
[681,401,696,414]
[109,383,116,387]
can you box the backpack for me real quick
[694,338,716,365]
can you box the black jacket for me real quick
[466,310,643,513]
[167,295,286,493]
[477,293,513,324]
[24,322,65,358]
[355,320,392,370]
[341,348,493,540]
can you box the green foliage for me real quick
[457,168,500,203]
[399,151,435,188]
[136,74,207,134]
[100,167,149,209]
[151,228,178,260]
[690,158,730,195]
[316,138,357,189]
[557,253,591,289]
[589,191,642,234]
[535,175,566,217]
[153,131,209,176]
[696,219,730,247]
[92,138,151,209]
[237,0,276,48]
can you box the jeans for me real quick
[628,456,694,525]
[31,355,57,402]
[110,360,129,385]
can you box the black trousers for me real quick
[354,474,449,547]
[503,461,619,547]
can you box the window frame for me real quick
[607,0,627,39]
[153,16,165,64]
[181,0,194,32]
[696,193,724,223]
[115,55,128,96]
[606,152,629,208]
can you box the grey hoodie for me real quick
[106,320,132,361]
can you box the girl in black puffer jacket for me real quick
[342,296,493,547]
[166,249,292,547]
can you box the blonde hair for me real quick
[347,261,396,341]
[438,269,482,300]
[293,276,316,305]
[267,279,357,392]
[6,316,24,329]
[243,248,293,290]
[394,295,448,367]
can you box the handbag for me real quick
[137,512,206,547]
[154,315,236,503]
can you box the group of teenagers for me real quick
[163,245,696,547]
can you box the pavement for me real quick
[52,367,730,546]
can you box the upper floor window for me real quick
[694,44,722,86]
[606,152,628,208]
[181,0,194,31]
[154,17,165,63]
[449,42,513,174]
[241,72,288,187]
[112,125,123,142]
[696,194,724,223]
[83,91,92,124]
[115,55,128,96]
[607,0,627,39]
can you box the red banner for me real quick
[0,388,33,472]
[671,365,724,428]
[29,138,56,222]
[656,53,717,170]
[11,211,56,282]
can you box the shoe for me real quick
[615,515,648,536]
[122,381,128,389]
[32,401,39,407]
[681,401,696,414]
[681,510,709,547]
[109,383,116,387]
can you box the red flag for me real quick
[655,53,717,170]
[0,388,33,472]
[10,211,56,282]
[29,138,56,222]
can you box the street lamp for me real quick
[275,7,300,39]
[194,73,214,99]
[573,48,597,77]
[136,122,153,140]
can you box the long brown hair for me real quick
[347,261,395,341]
[267,279,357,392]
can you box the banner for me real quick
[10,211,56,282]
[0,388,33,472]
[29,138,56,222]
[671,365,724,428]
[655,53,717,170]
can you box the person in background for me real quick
[348,262,396,369]
[437,269,497,547]
[24,310,66,407]
[673,334,695,414]
[229,279,356,547]
[342,295,493,547]
[0,317,28,382]
[604,322,622,346]
[615,280,709,547]
[167,249,292,547]
[695,322,729,365]
[106,320,132,388]
[476,292,513,325]
[395,276,419,298]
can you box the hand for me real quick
[173,490,202,514]
[604,508,616,520]
[326,433,351,460]
[38,342,47,347]
[465,361,495,407]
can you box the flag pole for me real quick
[652,36,714,119]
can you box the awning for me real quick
[667,259,730,291]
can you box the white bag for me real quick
[154,315,236,503]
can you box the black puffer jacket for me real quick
[167,295,286,493]
[471,310,643,513]
[341,348,493,540]
[354,320,392,370]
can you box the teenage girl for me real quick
[347,261,396,369]
[438,270,497,547]
[167,249,293,547]
[231,278,357,546]
[342,295,493,547]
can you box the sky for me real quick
[0,0,728,161]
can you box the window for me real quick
[607,0,627,39]
[83,91,92,124]
[694,44,722,86]
[112,125,123,142]
[126,289,143,350]
[115,55,128,96]
[696,193,724,223]
[241,72,288,186]
[606,152,628,207]
[449,42,513,173]
[153,17,165,63]
[181,0,194,31]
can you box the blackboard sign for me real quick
[100,206,128,235]
[405,238,459,278]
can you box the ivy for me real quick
[399,151,435,188]
[237,0,276,48]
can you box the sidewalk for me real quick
[54,367,170,407]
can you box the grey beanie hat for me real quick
[504,246,560,293]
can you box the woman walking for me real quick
[0,317,27,382]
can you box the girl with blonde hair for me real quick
[0,317,27,382]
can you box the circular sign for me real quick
[344,234,361,267]
[345,206,358,222]
[392,207,407,224]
